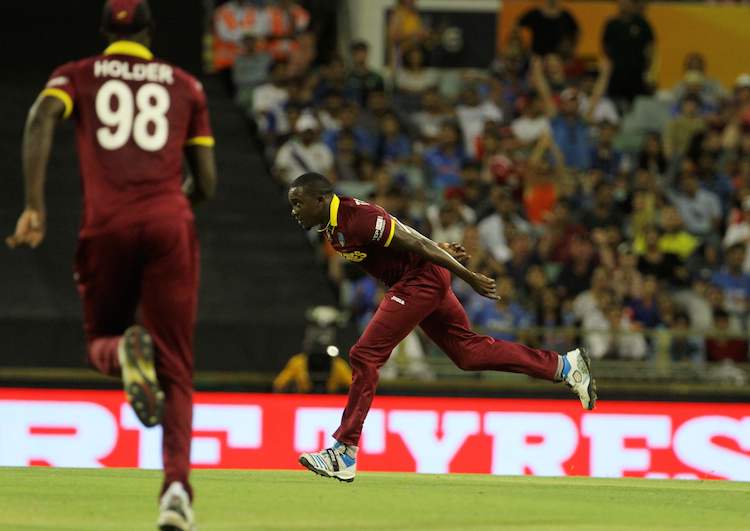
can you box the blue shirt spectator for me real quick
[550,115,591,170]
[423,123,465,192]
[469,298,534,342]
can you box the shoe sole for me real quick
[121,326,164,427]
[158,511,194,531]
[298,455,355,483]
[579,347,598,411]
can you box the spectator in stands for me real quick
[536,287,576,353]
[469,275,534,343]
[425,188,475,243]
[578,62,619,125]
[233,29,272,111]
[602,0,655,107]
[387,0,431,67]
[359,88,392,142]
[459,162,490,213]
[411,88,452,145]
[663,95,706,161]
[331,132,365,187]
[705,309,748,363]
[376,112,412,165]
[323,102,376,160]
[671,53,726,110]
[455,84,503,160]
[345,40,385,107]
[658,205,699,261]
[670,311,705,363]
[314,55,347,103]
[515,0,579,57]
[582,181,624,230]
[611,243,643,302]
[394,47,439,111]
[423,122,465,193]
[505,232,542,289]
[478,187,529,264]
[274,113,334,185]
[574,267,614,322]
[263,0,310,61]
[252,60,291,141]
[590,121,624,177]
[317,90,345,131]
[724,195,750,274]
[213,0,262,74]
[558,234,597,299]
[711,243,750,326]
[637,226,683,285]
[452,225,505,304]
[637,131,668,177]
[627,274,662,328]
[511,92,551,146]
[668,162,722,239]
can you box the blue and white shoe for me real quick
[299,442,357,482]
[563,348,597,410]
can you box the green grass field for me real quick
[0,468,748,531]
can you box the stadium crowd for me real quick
[215,0,750,369]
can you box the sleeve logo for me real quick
[373,216,386,241]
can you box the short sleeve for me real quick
[41,63,76,119]
[347,202,397,248]
[185,77,215,147]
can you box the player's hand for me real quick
[6,208,46,249]
[439,242,470,264]
[468,272,500,301]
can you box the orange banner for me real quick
[499,1,750,89]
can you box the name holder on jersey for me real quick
[373,216,386,242]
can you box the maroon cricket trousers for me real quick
[333,263,560,447]
[74,219,198,499]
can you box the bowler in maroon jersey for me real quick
[288,173,597,482]
[6,1,216,529]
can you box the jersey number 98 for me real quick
[95,80,170,152]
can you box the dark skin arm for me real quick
[184,145,218,206]
[6,95,65,248]
[389,220,500,300]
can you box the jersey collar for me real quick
[103,40,154,61]
[329,194,340,228]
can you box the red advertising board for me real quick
[1,388,748,480]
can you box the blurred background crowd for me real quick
[211,0,750,382]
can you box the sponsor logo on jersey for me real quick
[338,250,367,262]
[390,296,406,305]
[373,216,385,241]
[353,198,369,206]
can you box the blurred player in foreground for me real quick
[6,1,217,529]
[288,172,596,482]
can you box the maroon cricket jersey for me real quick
[41,40,214,237]
[326,195,425,286]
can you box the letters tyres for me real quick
[0,389,748,480]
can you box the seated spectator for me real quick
[583,294,648,360]
[663,94,705,160]
[558,234,597,299]
[667,162,722,239]
[705,309,748,363]
[317,90,345,131]
[252,60,290,138]
[478,186,533,263]
[636,227,683,284]
[537,200,585,264]
[274,113,334,185]
[536,287,577,353]
[511,92,551,145]
[590,121,623,177]
[233,29,272,111]
[411,88,452,145]
[459,162,490,213]
[425,188,475,243]
[314,55,348,103]
[626,274,662,328]
[611,243,643,302]
[724,195,750,274]
[322,102,376,160]
[394,47,439,110]
[658,205,699,261]
[452,225,505,305]
[670,52,726,111]
[637,131,668,177]
[504,232,541,289]
[582,181,624,230]
[572,266,610,322]
[670,311,705,363]
[332,132,365,185]
[711,243,750,324]
[455,84,503,160]
[423,122,465,193]
[345,40,384,107]
[523,133,565,225]
[359,89,392,143]
[213,0,262,73]
[469,276,534,343]
[376,112,412,165]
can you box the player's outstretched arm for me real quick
[184,145,217,206]
[389,220,500,300]
[6,95,65,249]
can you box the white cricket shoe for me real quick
[158,482,195,531]
[563,348,597,410]
[118,325,164,427]
[299,442,357,482]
